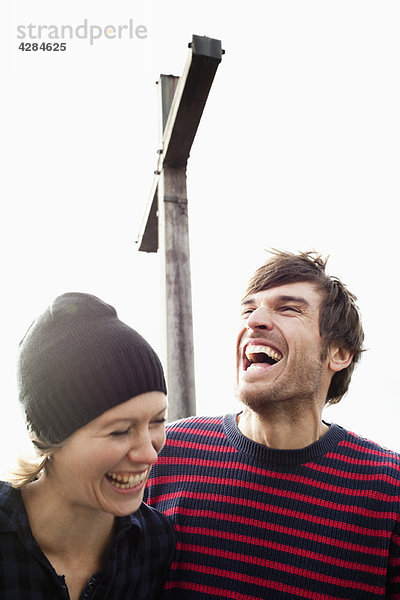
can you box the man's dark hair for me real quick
[244,250,364,405]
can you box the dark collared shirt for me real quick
[0,482,175,599]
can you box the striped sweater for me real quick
[145,414,400,599]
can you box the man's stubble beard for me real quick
[236,346,328,420]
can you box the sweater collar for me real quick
[223,413,346,467]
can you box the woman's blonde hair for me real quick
[5,434,62,489]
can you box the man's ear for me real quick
[329,347,354,373]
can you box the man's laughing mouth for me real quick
[243,343,283,371]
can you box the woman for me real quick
[0,292,175,599]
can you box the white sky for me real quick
[2,0,399,472]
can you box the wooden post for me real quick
[137,35,223,422]
[158,165,195,421]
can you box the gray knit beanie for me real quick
[17,292,167,444]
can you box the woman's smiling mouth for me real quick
[106,470,149,490]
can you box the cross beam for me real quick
[137,35,223,422]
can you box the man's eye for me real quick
[279,306,300,313]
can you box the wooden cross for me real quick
[137,35,223,422]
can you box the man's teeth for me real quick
[107,471,147,489]
[245,344,283,363]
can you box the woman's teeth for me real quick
[107,471,147,489]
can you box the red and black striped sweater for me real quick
[146,414,400,599]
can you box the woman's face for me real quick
[47,391,167,517]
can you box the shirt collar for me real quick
[0,483,23,532]
[0,482,144,540]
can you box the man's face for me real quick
[236,281,333,415]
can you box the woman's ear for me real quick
[329,347,354,373]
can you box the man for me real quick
[146,250,400,599]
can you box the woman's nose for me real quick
[127,433,160,466]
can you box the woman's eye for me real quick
[151,418,166,426]
[110,428,130,437]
